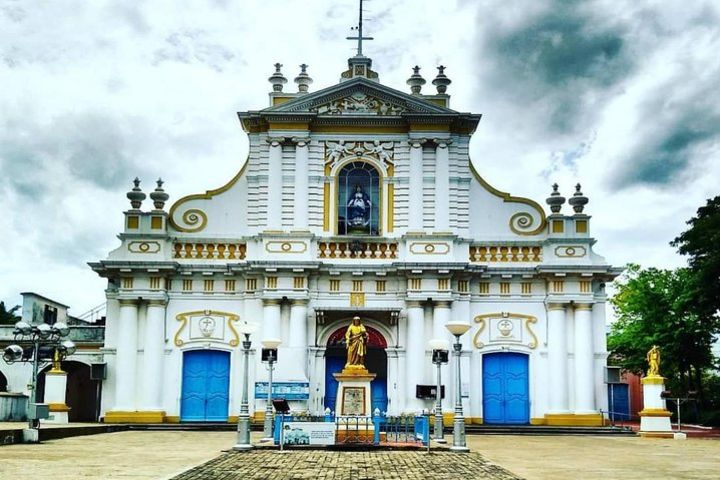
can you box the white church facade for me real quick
[90,52,620,426]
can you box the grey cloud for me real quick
[1,4,27,23]
[0,112,155,197]
[152,30,235,72]
[477,0,632,133]
[611,93,720,189]
[541,132,596,179]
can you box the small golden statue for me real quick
[646,345,661,377]
[344,316,368,369]
[49,348,63,373]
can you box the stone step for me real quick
[463,425,635,436]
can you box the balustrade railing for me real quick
[318,241,398,259]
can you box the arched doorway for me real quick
[0,370,7,392]
[37,361,99,422]
[482,352,529,424]
[325,323,388,414]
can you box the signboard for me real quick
[254,382,310,400]
[281,422,336,446]
[341,386,366,415]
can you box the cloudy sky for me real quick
[1,0,718,317]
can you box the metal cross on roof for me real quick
[346,0,374,56]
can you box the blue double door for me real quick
[483,352,530,424]
[181,350,231,422]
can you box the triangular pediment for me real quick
[264,77,456,116]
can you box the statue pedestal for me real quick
[41,370,70,424]
[639,376,673,438]
[333,366,376,442]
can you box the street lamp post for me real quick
[261,339,281,442]
[2,321,75,430]
[445,321,471,452]
[429,339,449,443]
[233,321,258,451]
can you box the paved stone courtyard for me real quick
[171,450,522,480]
[1,429,719,479]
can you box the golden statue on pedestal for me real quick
[344,316,368,369]
[646,345,661,377]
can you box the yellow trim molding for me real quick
[104,411,167,424]
[641,376,665,385]
[469,161,547,236]
[544,413,604,426]
[530,417,546,425]
[168,159,248,232]
[174,310,241,347]
[638,431,674,438]
[639,409,672,417]
[48,403,71,412]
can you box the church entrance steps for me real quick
[464,424,635,436]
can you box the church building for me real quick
[90,45,620,426]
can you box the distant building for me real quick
[0,292,105,421]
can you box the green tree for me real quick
[0,301,21,324]
[671,195,720,318]
[608,264,719,398]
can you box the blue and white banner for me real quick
[254,382,310,400]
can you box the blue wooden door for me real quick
[371,376,388,414]
[608,383,630,420]
[181,350,230,422]
[483,353,529,424]
[324,355,345,413]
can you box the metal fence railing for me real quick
[273,411,430,447]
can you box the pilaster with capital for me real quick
[408,139,425,231]
[547,302,569,413]
[114,298,139,411]
[292,137,311,228]
[287,299,309,381]
[266,137,284,229]
[262,298,282,342]
[405,300,425,411]
[140,299,167,412]
[573,303,596,413]
[433,139,452,231]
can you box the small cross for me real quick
[346,0,374,56]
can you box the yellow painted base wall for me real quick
[544,413,604,426]
[104,411,166,424]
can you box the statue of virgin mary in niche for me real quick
[346,184,372,233]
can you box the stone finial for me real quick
[126,177,146,210]
[568,183,589,214]
[149,178,170,210]
[294,64,313,94]
[545,183,566,214]
[406,66,426,95]
[432,65,452,94]
[268,62,288,92]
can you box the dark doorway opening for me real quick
[37,361,100,422]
